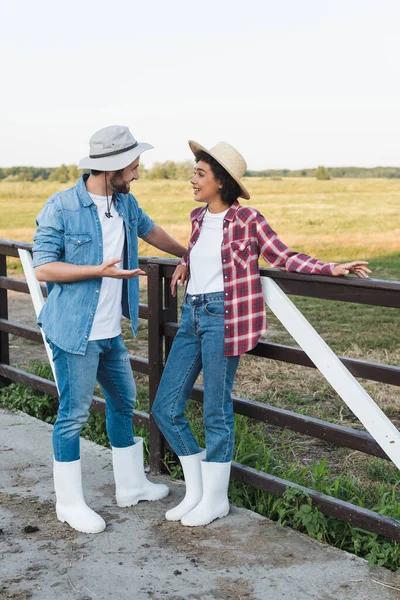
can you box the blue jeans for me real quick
[50,335,136,462]
[152,292,240,463]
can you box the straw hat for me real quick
[79,125,153,171]
[188,140,250,200]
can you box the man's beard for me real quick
[110,173,130,194]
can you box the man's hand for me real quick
[98,258,145,279]
[171,264,188,296]
[332,261,371,278]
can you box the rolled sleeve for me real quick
[178,254,188,267]
[137,206,154,239]
[32,201,65,268]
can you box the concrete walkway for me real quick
[1,409,400,600]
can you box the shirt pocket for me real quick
[64,233,92,265]
[230,239,253,269]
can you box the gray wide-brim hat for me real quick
[79,125,153,171]
[188,140,250,200]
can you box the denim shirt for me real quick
[32,174,154,355]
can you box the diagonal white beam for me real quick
[262,277,400,469]
[18,249,58,388]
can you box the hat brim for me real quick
[188,140,250,200]
[78,142,153,171]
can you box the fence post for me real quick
[147,261,165,473]
[162,264,178,358]
[0,253,10,386]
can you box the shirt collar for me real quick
[191,200,241,223]
[77,174,94,207]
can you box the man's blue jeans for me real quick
[152,292,240,463]
[49,335,136,462]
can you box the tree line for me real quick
[1,162,400,183]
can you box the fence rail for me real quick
[1,238,400,540]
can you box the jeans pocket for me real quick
[204,300,224,317]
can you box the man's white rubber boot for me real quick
[165,450,206,521]
[53,459,106,534]
[181,460,231,527]
[112,438,169,507]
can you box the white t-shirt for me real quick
[187,208,228,295]
[89,194,125,341]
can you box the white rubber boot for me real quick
[181,461,231,527]
[53,459,106,534]
[112,437,169,507]
[165,450,206,521]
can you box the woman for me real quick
[152,140,370,527]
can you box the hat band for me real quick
[89,141,138,159]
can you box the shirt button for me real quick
[225,276,228,279]
[77,240,81,244]
[96,289,100,293]
[99,243,102,246]
[225,310,229,313]
[85,335,88,338]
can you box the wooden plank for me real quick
[0,255,9,384]
[262,269,400,308]
[0,364,150,429]
[164,322,400,387]
[0,276,47,297]
[0,319,42,343]
[262,278,400,468]
[189,385,389,459]
[231,462,400,540]
[18,250,56,383]
[146,262,165,473]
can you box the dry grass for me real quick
[2,177,400,263]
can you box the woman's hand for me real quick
[332,261,371,279]
[171,264,188,296]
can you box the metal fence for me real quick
[1,238,400,539]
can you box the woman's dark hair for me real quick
[194,150,242,206]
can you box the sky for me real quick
[2,0,400,170]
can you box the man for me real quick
[33,125,187,533]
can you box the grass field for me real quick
[1,176,400,269]
[1,177,400,566]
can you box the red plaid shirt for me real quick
[180,200,337,357]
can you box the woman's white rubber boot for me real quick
[53,459,106,534]
[181,460,231,527]
[112,438,169,507]
[165,450,206,521]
